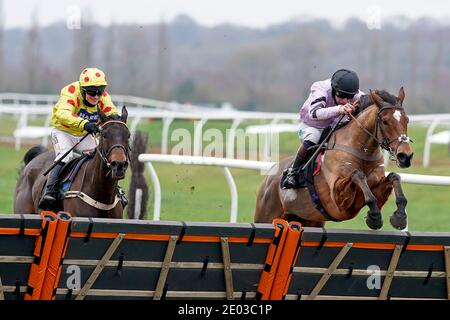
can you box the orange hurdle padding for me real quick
[24,211,58,300]
[40,212,72,300]
[269,221,303,300]
[256,218,290,300]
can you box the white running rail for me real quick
[1,92,450,166]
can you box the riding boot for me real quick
[38,162,64,210]
[282,140,315,189]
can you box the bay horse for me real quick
[14,106,130,218]
[254,88,414,230]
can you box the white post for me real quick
[134,188,143,219]
[161,117,174,154]
[423,119,440,168]
[226,118,242,159]
[146,162,161,221]
[193,118,206,156]
[264,118,280,159]
[129,108,143,134]
[15,110,28,150]
[42,113,52,147]
[223,167,238,223]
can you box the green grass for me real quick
[1,120,449,232]
[0,147,27,213]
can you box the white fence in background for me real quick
[0,92,298,154]
[1,92,450,165]
[423,119,450,168]
[138,153,450,223]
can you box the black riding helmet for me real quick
[331,69,359,97]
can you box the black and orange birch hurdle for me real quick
[24,211,59,300]
[0,214,449,300]
[40,212,72,300]
[24,211,72,300]
[256,219,303,300]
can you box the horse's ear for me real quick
[369,89,383,107]
[398,86,405,105]
[98,107,109,123]
[121,106,128,124]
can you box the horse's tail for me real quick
[17,145,47,176]
[23,145,48,166]
[127,131,149,219]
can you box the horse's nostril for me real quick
[397,153,412,167]
[397,153,406,162]
[112,161,127,172]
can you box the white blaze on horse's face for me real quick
[393,110,402,122]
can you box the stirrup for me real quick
[38,194,56,210]
[281,167,302,189]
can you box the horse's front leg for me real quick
[351,170,383,230]
[386,172,408,230]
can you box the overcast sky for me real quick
[2,0,450,29]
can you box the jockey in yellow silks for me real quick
[38,67,120,210]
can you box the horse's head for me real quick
[97,106,130,179]
[369,87,414,168]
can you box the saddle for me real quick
[59,152,95,193]
[44,150,128,211]
[280,125,341,221]
[48,152,95,212]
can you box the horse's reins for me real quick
[65,120,130,210]
[347,105,412,161]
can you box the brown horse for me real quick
[14,106,130,218]
[254,88,414,230]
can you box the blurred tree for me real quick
[0,0,4,91]
[408,26,419,112]
[279,27,325,102]
[2,15,450,113]
[173,78,196,103]
[71,8,93,76]
[117,26,152,95]
[226,46,280,110]
[23,7,42,93]
[381,28,392,90]
[103,22,116,77]
[156,16,170,100]
[368,29,381,89]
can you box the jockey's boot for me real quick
[282,140,315,189]
[38,162,64,210]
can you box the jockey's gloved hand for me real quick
[339,103,356,115]
[84,122,98,134]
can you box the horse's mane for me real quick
[358,90,401,114]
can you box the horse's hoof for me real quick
[390,212,407,230]
[365,212,383,230]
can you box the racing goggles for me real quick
[82,86,105,97]
[335,91,355,99]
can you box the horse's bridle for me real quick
[349,105,412,161]
[96,120,131,169]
